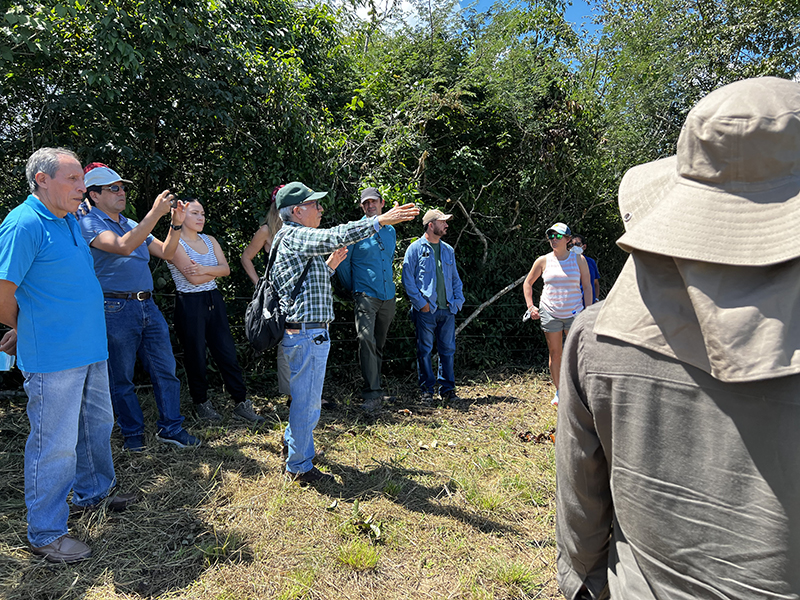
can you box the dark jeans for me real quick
[174,289,246,405]
[354,294,396,399]
[412,308,456,394]
[104,297,184,439]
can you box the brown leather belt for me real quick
[104,291,152,301]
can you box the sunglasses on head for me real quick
[547,232,565,240]
[103,184,127,193]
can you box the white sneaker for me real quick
[551,391,559,406]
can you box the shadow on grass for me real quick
[0,393,263,600]
[319,461,525,538]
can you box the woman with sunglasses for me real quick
[167,198,264,424]
[523,222,593,406]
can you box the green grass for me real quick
[0,368,560,599]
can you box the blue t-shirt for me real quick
[79,207,155,292]
[0,195,107,372]
[586,256,600,304]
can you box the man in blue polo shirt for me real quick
[337,187,398,412]
[79,163,200,451]
[0,148,134,563]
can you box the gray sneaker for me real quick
[195,400,222,422]
[233,400,266,425]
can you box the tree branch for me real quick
[455,273,526,336]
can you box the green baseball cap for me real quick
[275,181,328,210]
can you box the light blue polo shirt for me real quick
[78,207,155,293]
[0,195,107,373]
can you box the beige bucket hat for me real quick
[617,76,800,266]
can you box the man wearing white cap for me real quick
[556,77,800,598]
[336,186,399,412]
[273,181,418,484]
[79,163,200,452]
[402,209,464,403]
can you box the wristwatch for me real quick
[170,224,182,230]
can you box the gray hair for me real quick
[279,206,295,222]
[26,147,80,193]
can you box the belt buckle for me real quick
[134,291,148,301]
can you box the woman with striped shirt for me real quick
[523,222,593,406]
[167,199,263,424]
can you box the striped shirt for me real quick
[539,251,583,319]
[167,234,218,293]
[272,218,380,323]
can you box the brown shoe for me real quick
[72,491,137,515]
[32,534,91,563]
[286,466,334,485]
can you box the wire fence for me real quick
[149,291,551,381]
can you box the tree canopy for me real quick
[2,0,798,371]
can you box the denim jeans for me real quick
[104,297,184,439]
[282,326,330,474]
[23,361,116,547]
[354,294,396,399]
[277,343,291,396]
[412,308,456,394]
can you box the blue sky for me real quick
[460,0,601,37]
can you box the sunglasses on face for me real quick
[103,184,127,193]
[547,232,565,240]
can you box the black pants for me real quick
[174,288,246,405]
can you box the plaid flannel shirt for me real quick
[272,218,379,323]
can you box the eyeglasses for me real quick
[102,184,127,193]
[298,200,321,211]
[547,232,564,240]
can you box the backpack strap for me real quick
[266,227,313,301]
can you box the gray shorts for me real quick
[539,306,575,333]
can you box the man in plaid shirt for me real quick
[273,182,419,484]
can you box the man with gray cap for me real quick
[402,209,464,403]
[556,77,800,599]
[272,181,418,484]
[79,163,201,452]
[336,187,398,412]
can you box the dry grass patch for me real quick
[0,368,560,599]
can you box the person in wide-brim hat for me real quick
[555,76,800,600]
[616,76,800,267]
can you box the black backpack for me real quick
[245,232,312,353]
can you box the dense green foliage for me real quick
[2,0,798,380]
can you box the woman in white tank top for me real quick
[522,223,593,406]
[168,199,263,425]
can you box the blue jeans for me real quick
[282,327,330,474]
[104,297,184,439]
[412,309,456,394]
[23,361,116,547]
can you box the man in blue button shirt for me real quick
[79,163,199,452]
[337,187,398,412]
[402,209,465,403]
